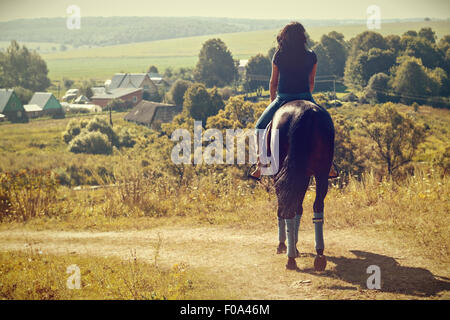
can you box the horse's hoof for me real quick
[314,255,327,271]
[276,243,287,254]
[286,258,297,270]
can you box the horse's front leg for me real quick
[285,216,298,270]
[313,175,328,271]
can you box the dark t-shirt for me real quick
[273,48,317,94]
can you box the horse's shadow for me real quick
[299,250,450,297]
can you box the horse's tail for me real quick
[274,108,316,218]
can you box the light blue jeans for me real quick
[255,92,316,130]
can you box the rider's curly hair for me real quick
[276,22,308,54]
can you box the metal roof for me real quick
[108,73,150,90]
[24,104,43,112]
[28,92,52,107]
[0,89,13,112]
[124,100,180,125]
[91,87,142,100]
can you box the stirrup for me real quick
[247,164,261,181]
[328,162,339,179]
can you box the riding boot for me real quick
[313,212,324,255]
[285,218,296,258]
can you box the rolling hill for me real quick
[35,20,450,81]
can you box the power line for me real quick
[369,85,450,104]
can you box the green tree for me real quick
[328,110,364,177]
[438,35,450,53]
[13,86,33,105]
[0,40,51,92]
[345,48,396,88]
[267,47,276,61]
[106,98,133,112]
[183,83,223,124]
[244,54,272,92]
[313,32,348,78]
[426,67,449,97]
[385,35,402,55]
[194,38,238,88]
[148,65,159,74]
[418,27,437,44]
[168,79,192,106]
[399,35,443,69]
[363,73,392,103]
[79,80,94,99]
[348,31,388,57]
[403,30,418,37]
[208,87,225,112]
[164,67,173,78]
[63,78,74,89]
[207,95,266,130]
[344,32,392,88]
[391,57,432,104]
[359,103,427,175]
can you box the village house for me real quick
[90,87,143,108]
[28,92,64,116]
[0,89,27,122]
[108,73,157,96]
[148,72,171,89]
[238,59,249,75]
[124,100,181,130]
[92,87,106,96]
[62,88,79,102]
[74,95,90,104]
[23,104,43,118]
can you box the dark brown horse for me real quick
[269,99,334,270]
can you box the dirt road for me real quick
[0,225,448,299]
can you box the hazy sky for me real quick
[0,0,449,21]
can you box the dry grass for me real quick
[0,247,227,300]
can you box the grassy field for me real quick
[0,249,227,299]
[41,20,450,81]
[0,102,448,252]
[0,101,448,299]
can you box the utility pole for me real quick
[333,75,337,108]
[109,104,113,127]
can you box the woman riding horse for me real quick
[249,22,319,180]
[249,22,336,270]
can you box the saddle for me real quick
[262,121,339,179]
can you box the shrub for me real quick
[63,117,135,154]
[117,127,136,148]
[168,79,192,106]
[363,72,392,103]
[0,170,58,222]
[86,116,119,146]
[62,118,89,144]
[342,92,358,102]
[218,86,234,100]
[68,131,112,155]
[107,98,133,112]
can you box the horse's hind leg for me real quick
[277,177,309,256]
[281,176,309,270]
[313,175,329,271]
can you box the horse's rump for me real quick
[271,99,334,218]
